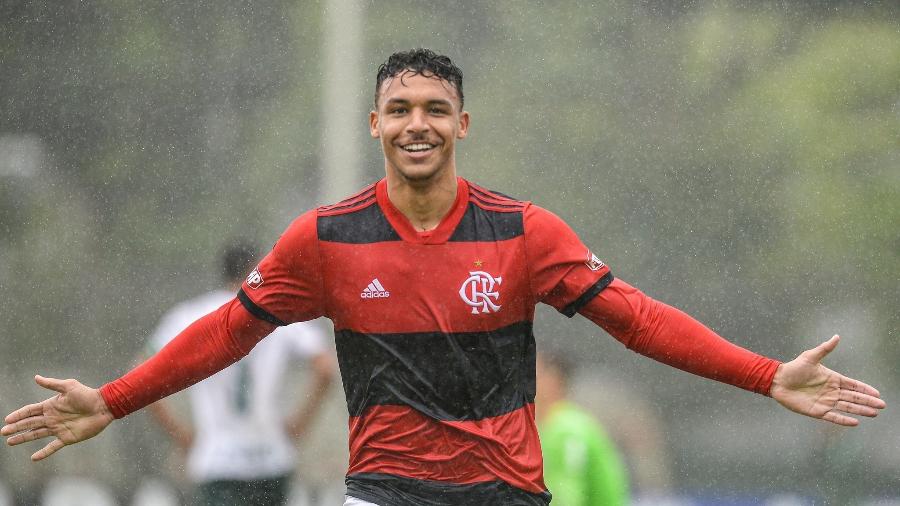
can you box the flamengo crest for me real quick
[459,271,502,314]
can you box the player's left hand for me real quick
[2,375,114,461]
[770,335,885,426]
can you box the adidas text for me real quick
[361,278,390,299]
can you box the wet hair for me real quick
[375,48,464,108]
[221,241,259,284]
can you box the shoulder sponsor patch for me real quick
[585,251,605,271]
[246,266,264,289]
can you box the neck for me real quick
[386,172,459,232]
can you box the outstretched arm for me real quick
[580,278,884,425]
[770,335,883,426]
[3,298,276,461]
[1,375,114,461]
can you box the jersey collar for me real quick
[376,177,470,245]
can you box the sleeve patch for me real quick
[246,266,264,289]
[585,251,605,271]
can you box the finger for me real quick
[7,427,54,446]
[35,375,69,394]
[1,415,47,438]
[840,376,883,399]
[0,415,46,436]
[821,410,859,427]
[833,400,881,418]
[839,388,886,410]
[32,438,65,461]
[806,335,840,363]
[4,402,44,425]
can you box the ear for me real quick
[369,110,380,138]
[457,110,470,139]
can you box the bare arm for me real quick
[285,352,335,440]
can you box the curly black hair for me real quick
[375,48,464,108]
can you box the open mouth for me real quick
[402,143,436,153]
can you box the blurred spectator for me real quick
[537,351,630,506]
[0,480,10,506]
[41,476,117,506]
[130,478,179,506]
[144,242,335,506]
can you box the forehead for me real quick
[377,72,460,107]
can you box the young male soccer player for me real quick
[3,49,886,506]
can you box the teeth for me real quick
[404,143,434,152]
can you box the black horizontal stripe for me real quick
[336,321,536,420]
[237,289,287,326]
[320,185,376,210]
[317,203,401,244]
[447,202,524,242]
[469,192,523,210]
[320,191,376,213]
[468,185,522,204]
[560,271,615,317]
[347,473,550,506]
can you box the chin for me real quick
[394,164,443,183]
[403,171,440,183]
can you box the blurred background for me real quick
[1,1,898,504]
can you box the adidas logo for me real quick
[360,278,390,299]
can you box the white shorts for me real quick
[343,496,379,506]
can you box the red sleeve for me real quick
[238,210,325,325]
[99,299,276,419]
[579,277,780,395]
[524,204,612,315]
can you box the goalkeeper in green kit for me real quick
[536,352,629,506]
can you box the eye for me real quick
[429,107,448,115]
[390,107,407,114]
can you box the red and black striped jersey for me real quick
[238,177,612,505]
[101,176,778,504]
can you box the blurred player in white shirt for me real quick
[145,242,335,506]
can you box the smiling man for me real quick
[370,54,469,233]
[2,49,886,506]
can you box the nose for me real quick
[405,108,430,134]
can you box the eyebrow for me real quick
[385,98,454,107]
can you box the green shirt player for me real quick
[537,351,629,506]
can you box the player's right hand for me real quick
[2,375,114,461]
